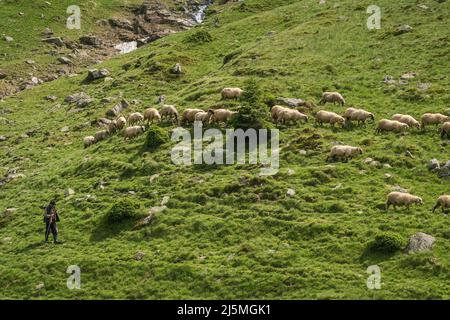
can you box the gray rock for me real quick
[286,189,296,197]
[76,97,94,108]
[42,28,53,36]
[275,97,305,108]
[406,232,435,253]
[60,126,70,133]
[79,35,102,47]
[58,56,72,65]
[4,36,13,42]
[44,95,57,102]
[65,92,90,104]
[0,69,7,79]
[26,60,36,65]
[42,37,65,47]
[428,158,440,171]
[106,99,129,117]
[86,68,109,81]
[134,251,146,261]
[0,135,7,142]
[65,188,75,196]
[171,63,182,74]
[391,185,408,193]
[395,25,413,35]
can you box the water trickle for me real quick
[114,41,138,54]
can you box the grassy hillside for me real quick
[0,0,449,299]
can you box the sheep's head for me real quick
[357,148,363,154]
[415,197,424,205]
[303,115,309,123]
[140,126,146,132]
[207,109,215,115]
[369,113,375,121]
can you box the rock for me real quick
[58,57,72,65]
[384,173,393,179]
[286,189,296,197]
[400,72,417,80]
[76,97,94,108]
[3,208,17,217]
[149,174,160,183]
[275,97,305,108]
[171,63,182,74]
[106,99,129,117]
[42,37,65,47]
[286,169,295,176]
[391,185,408,193]
[93,118,112,127]
[60,126,70,132]
[35,282,45,290]
[26,60,36,65]
[428,159,440,171]
[0,70,7,79]
[65,188,75,196]
[86,68,109,81]
[79,35,102,47]
[383,163,392,169]
[157,95,166,104]
[0,135,7,142]
[65,92,90,104]
[395,25,413,35]
[417,83,431,91]
[2,237,12,244]
[45,95,57,102]
[42,28,53,36]
[405,150,414,158]
[161,196,170,206]
[134,251,146,261]
[299,149,307,155]
[406,232,435,253]
[4,36,13,42]
[108,18,134,31]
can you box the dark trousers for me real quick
[45,222,58,242]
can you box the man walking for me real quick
[44,200,60,244]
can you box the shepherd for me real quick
[44,200,61,244]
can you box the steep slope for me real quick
[0,0,449,299]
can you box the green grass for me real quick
[0,0,449,299]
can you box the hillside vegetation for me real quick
[0,0,449,299]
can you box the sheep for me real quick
[440,122,450,138]
[181,108,203,124]
[270,105,289,121]
[144,108,161,124]
[421,113,450,129]
[160,105,179,123]
[124,126,146,139]
[432,195,450,213]
[221,87,243,100]
[208,109,238,124]
[386,192,423,211]
[107,120,118,133]
[348,109,375,126]
[116,116,126,130]
[94,130,109,142]
[128,112,144,125]
[326,145,363,162]
[315,110,346,127]
[392,114,421,129]
[83,136,95,148]
[343,107,358,120]
[376,119,409,133]
[277,109,308,125]
[194,111,211,124]
[319,92,345,106]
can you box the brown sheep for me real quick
[83,136,96,148]
[144,108,161,124]
[376,119,409,133]
[432,195,450,213]
[181,108,203,125]
[128,112,144,125]
[421,113,450,129]
[116,116,127,130]
[277,109,308,125]
[221,87,243,100]
[160,105,179,123]
[440,122,450,138]
[326,145,363,162]
[315,110,346,127]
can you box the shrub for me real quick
[370,232,405,253]
[107,198,140,223]
[145,126,169,150]
[184,30,212,44]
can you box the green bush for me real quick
[184,30,213,44]
[107,198,140,223]
[145,126,169,150]
[370,232,405,253]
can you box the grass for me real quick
[0,0,449,299]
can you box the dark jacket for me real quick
[44,205,60,223]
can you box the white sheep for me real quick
[432,195,450,213]
[319,92,345,106]
[277,109,308,125]
[94,130,109,142]
[344,108,375,126]
[194,111,211,124]
[116,116,127,130]
[124,126,146,139]
[128,112,144,125]
[83,136,96,148]
[392,114,421,129]
[421,113,450,129]
[271,105,289,121]
[441,122,450,138]
[181,108,203,124]
[107,120,118,133]
[376,119,409,133]
[160,105,179,123]
[326,145,363,162]
[208,109,238,124]
[144,108,161,124]
[386,192,423,210]
[221,87,243,100]
[315,110,346,127]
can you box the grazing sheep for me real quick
[208,109,238,124]
[421,113,450,129]
[432,195,450,213]
[326,145,363,162]
[376,119,409,133]
[271,105,289,121]
[116,116,126,130]
[392,114,421,129]
[94,130,109,142]
[181,108,203,124]
[278,109,308,125]
[440,122,450,138]
[347,109,375,126]
[83,136,96,148]
[128,112,144,125]
[319,92,345,106]
[107,120,118,133]
[221,87,243,100]
[343,107,358,120]
[124,126,146,139]
[144,108,161,124]
[315,110,346,127]
[386,192,423,210]
[194,111,211,124]
[160,105,179,122]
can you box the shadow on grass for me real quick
[90,215,139,242]
[359,245,399,264]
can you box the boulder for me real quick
[275,97,305,108]
[171,63,182,74]
[42,37,65,47]
[0,69,7,79]
[134,251,146,261]
[65,92,90,104]
[44,95,57,102]
[86,68,109,81]
[4,36,14,42]
[106,99,130,117]
[286,189,296,197]
[42,28,53,36]
[395,25,413,35]
[58,57,72,65]
[406,232,435,253]
[64,188,75,196]
[0,135,7,142]
[428,159,440,171]
[79,35,102,47]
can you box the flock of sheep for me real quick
[82,88,450,213]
